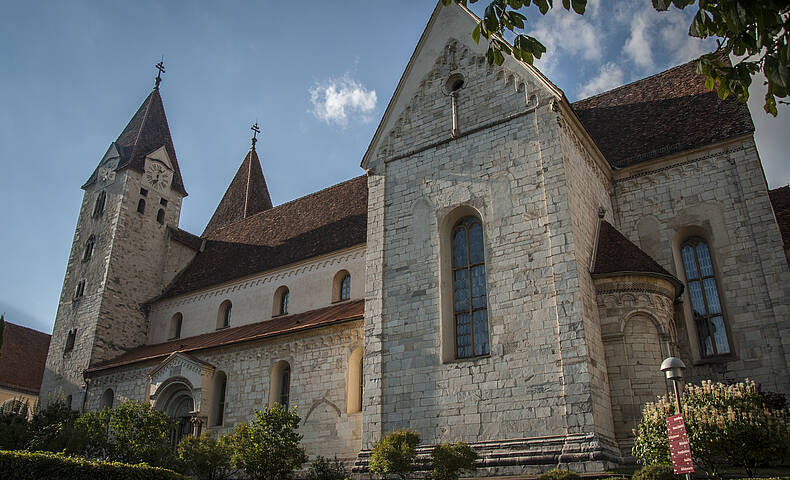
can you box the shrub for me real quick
[537,469,582,480]
[369,429,420,480]
[27,397,81,453]
[178,433,236,480]
[229,403,307,480]
[305,456,350,480]
[632,379,790,478]
[0,410,30,450]
[0,450,186,480]
[632,464,675,480]
[431,441,478,480]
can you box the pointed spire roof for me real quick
[203,146,273,236]
[83,87,187,196]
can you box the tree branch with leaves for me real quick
[445,0,789,115]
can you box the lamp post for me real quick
[661,357,692,480]
[660,357,686,414]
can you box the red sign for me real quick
[666,414,695,474]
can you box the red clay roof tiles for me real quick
[203,148,273,236]
[86,300,364,373]
[572,56,754,169]
[163,175,367,298]
[0,320,51,395]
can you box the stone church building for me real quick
[41,2,790,474]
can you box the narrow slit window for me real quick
[137,199,146,214]
[83,235,95,261]
[93,191,106,217]
[681,238,730,357]
[340,274,351,301]
[64,329,76,353]
[157,209,165,224]
[280,365,291,410]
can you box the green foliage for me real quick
[27,397,81,453]
[229,403,307,480]
[0,450,186,480]
[369,428,421,480]
[177,433,236,480]
[431,441,478,480]
[632,464,675,480]
[443,0,788,116]
[537,468,582,480]
[104,400,175,466]
[632,379,790,478]
[305,456,350,480]
[0,410,30,450]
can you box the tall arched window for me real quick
[217,300,232,329]
[170,313,183,339]
[340,274,351,301]
[99,388,114,410]
[93,191,106,217]
[273,286,289,316]
[681,238,730,357]
[212,371,227,426]
[452,216,489,358]
[269,361,291,410]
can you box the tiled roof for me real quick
[168,226,203,251]
[86,300,364,373]
[572,56,754,169]
[163,175,368,298]
[592,220,677,281]
[203,148,273,236]
[83,88,187,196]
[769,186,790,247]
[0,320,51,395]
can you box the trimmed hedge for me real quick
[0,450,186,480]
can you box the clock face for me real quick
[99,158,118,185]
[144,162,173,191]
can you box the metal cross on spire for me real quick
[154,60,165,89]
[251,122,261,149]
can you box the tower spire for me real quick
[251,122,261,150]
[154,60,165,90]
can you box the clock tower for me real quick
[40,74,189,409]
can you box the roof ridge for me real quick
[205,174,366,238]
[3,320,51,336]
[573,57,699,105]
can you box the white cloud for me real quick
[577,62,625,98]
[624,10,655,70]
[530,8,602,76]
[659,10,711,65]
[309,75,377,127]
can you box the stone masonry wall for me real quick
[558,117,616,443]
[612,137,790,394]
[88,321,364,462]
[363,29,618,472]
[594,275,676,451]
[92,168,184,365]
[41,169,130,408]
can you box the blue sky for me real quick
[1,1,788,334]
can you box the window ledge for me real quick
[331,298,352,305]
[443,353,491,365]
[216,326,230,331]
[693,353,736,366]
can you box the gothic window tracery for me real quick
[681,238,730,357]
[451,216,489,358]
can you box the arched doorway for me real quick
[154,380,196,446]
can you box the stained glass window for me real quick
[681,238,730,357]
[452,217,489,358]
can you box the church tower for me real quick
[40,67,188,409]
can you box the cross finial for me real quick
[154,60,165,89]
[251,122,261,149]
